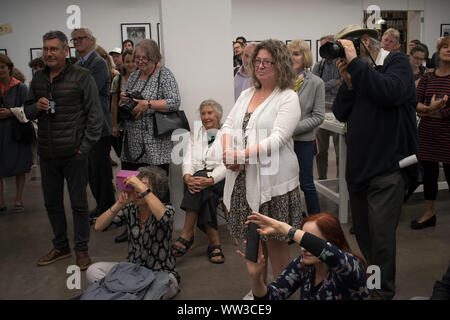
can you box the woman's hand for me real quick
[0,108,13,119]
[429,94,448,112]
[124,175,147,193]
[117,191,135,205]
[119,92,128,104]
[237,241,267,278]
[112,124,120,137]
[131,99,149,119]
[246,212,290,237]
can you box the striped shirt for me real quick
[416,72,450,163]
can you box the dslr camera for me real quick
[119,90,144,121]
[319,37,361,60]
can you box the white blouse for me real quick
[221,87,301,212]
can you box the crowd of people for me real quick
[0,24,448,300]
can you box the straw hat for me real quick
[335,24,379,40]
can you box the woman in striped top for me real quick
[412,36,450,229]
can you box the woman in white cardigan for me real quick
[172,99,226,264]
[221,40,303,294]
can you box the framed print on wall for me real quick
[0,49,7,55]
[441,24,450,37]
[157,23,161,48]
[30,48,43,60]
[121,23,151,45]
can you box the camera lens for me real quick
[319,42,345,60]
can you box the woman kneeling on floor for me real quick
[172,99,226,264]
[87,166,179,299]
[238,212,369,300]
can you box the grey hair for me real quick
[137,166,169,202]
[383,28,400,43]
[43,30,68,48]
[198,99,223,121]
[134,39,162,64]
[369,37,381,52]
[72,27,96,44]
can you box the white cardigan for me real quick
[221,87,301,212]
[182,124,226,184]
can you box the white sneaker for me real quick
[242,290,254,300]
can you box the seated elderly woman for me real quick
[88,166,180,299]
[171,99,226,264]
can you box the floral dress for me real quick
[228,112,303,242]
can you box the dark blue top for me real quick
[332,51,418,192]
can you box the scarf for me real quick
[0,77,21,97]
[293,69,307,93]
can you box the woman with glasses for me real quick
[409,45,428,86]
[221,39,303,299]
[288,39,325,215]
[119,39,180,178]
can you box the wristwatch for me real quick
[147,100,152,110]
[288,227,298,241]
[140,188,152,198]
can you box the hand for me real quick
[37,97,50,111]
[119,92,128,104]
[336,58,352,89]
[246,211,289,237]
[77,150,84,155]
[192,176,214,191]
[118,191,135,205]
[237,241,267,278]
[338,39,357,63]
[112,124,120,137]
[124,175,147,193]
[429,94,448,111]
[131,99,149,119]
[0,108,13,119]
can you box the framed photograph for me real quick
[157,23,161,48]
[316,39,321,62]
[441,24,450,37]
[69,47,77,59]
[30,48,43,60]
[121,23,151,45]
[0,49,7,56]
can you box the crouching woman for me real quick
[87,166,179,299]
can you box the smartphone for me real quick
[245,222,260,263]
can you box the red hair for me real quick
[301,213,367,269]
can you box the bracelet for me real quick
[109,207,117,215]
[140,188,152,198]
[288,227,298,241]
[147,100,152,110]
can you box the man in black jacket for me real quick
[71,28,115,224]
[24,30,103,270]
[332,25,418,300]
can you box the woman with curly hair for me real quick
[221,39,303,299]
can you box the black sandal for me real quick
[207,245,225,264]
[171,236,194,257]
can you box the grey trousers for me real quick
[349,169,405,300]
[315,127,339,180]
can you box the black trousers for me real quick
[420,160,450,200]
[40,153,90,252]
[111,131,124,158]
[88,136,115,215]
[349,169,405,300]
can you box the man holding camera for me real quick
[72,28,115,224]
[331,25,418,299]
[24,30,103,270]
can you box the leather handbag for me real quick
[153,110,190,137]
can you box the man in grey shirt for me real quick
[24,30,103,271]
[234,42,256,101]
[312,35,342,180]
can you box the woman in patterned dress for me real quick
[119,39,180,176]
[412,36,450,229]
[87,166,180,299]
[238,212,369,300]
[221,40,303,294]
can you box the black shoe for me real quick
[411,215,436,230]
[115,228,128,243]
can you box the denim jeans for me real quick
[294,141,321,214]
[40,153,90,252]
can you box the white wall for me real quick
[0,0,161,83]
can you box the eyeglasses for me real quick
[135,55,150,62]
[254,59,275,68]
[70,36,88,43]
[412,55,425,61]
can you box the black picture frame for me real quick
[157,23,161,48]
[121,23,151,45]
[30,48,43,61]
[0,49,7,56]
[441,24,450,37]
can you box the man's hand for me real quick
[37,97,51,111]
[336,58,352,89]
[338,39,358,63]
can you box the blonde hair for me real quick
[287,40,313,69]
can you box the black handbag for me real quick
[153,110,190,137]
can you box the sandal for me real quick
[171,236,194,257]
[207,245,225,264]
[13,204,24,213]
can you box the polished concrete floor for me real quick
[0,148,449,300]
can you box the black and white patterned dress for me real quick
[121,66,180,165]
